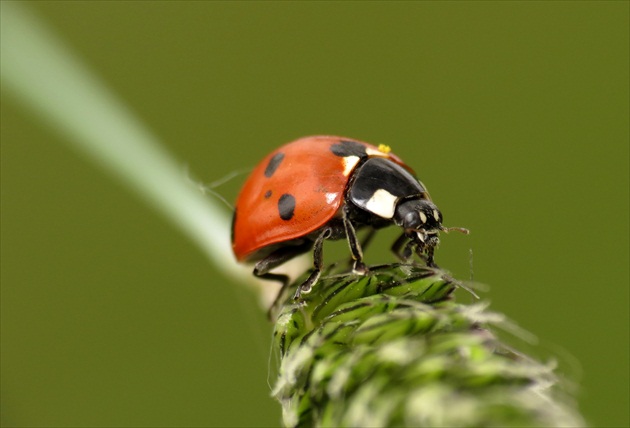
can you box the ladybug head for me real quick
[394,197,444,241]
[394,197,470,261]
[393,197,446,265]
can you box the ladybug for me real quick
[232,136,465,298]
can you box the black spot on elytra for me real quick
[330,140,367,158]
[278,193,296,221]
[264,190,272,199]
[264,152,285,178]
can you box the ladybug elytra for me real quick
[231,136,465,298]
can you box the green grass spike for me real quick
[272,264,584,427]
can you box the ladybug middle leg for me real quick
[293,227,333,299]
[344,228,376,270]
[342,205,369,275]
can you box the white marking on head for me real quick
[433,209,440,221]
[341,155,361,176]
[419,211,427,224]
[365,188,398,219]
[416,231,426,242]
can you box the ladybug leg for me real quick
[253,243,313,318]
[253,243,312,283]
[294,228,333,299]
[345,228,376,269]
[402,240,416,260]
[391,232,414,261]
[416,237,439,268]
[342,206,368,274]
[424,245,437,267]
[393,232,438,266]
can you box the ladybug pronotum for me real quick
[232,136,465,298]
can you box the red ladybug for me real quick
[232,136,461,297]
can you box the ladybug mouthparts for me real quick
[415,229,439,243]
[392,198,468,264]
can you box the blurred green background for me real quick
[2,1,628,427]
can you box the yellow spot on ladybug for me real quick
[365,145,393,158]
[365,189,398,219]
[378,144,392,154]
[433,209,440,221]
[342,155,361,176]
[419,211,427,224]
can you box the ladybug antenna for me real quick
[441,226,470,235]
[199,186,234,210]
[185,165,252,210]
[206,167,253,188]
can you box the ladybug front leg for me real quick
[342,205,369,275]
[416,236,439,268]
[391,233,416,262]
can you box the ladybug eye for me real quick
[414,205,443,234]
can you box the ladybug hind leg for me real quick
[253,242,312,317]
[253,242,312,284]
